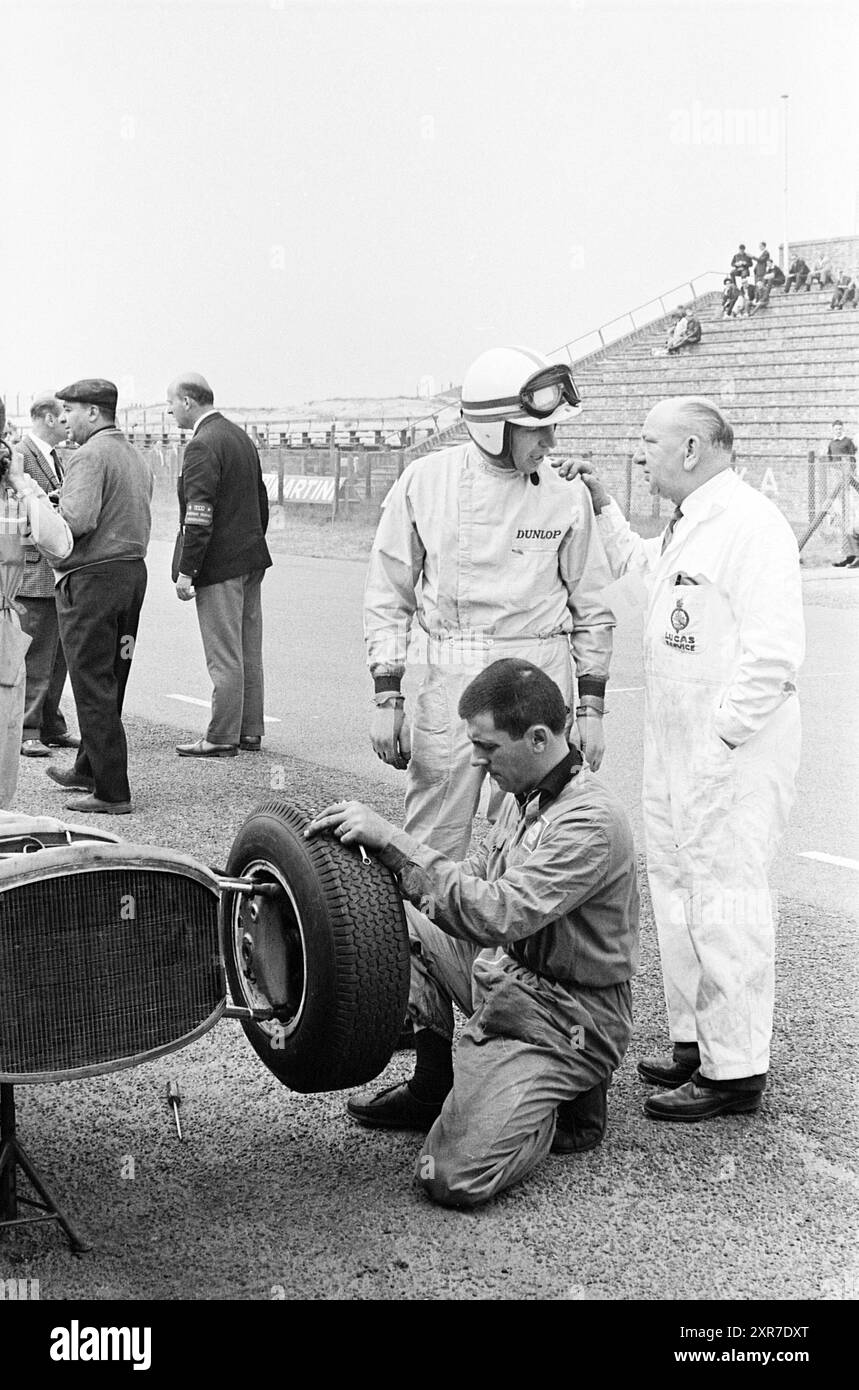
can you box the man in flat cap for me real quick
[47,379,152,814]
[167,374,271,757]
[16,393,79,758]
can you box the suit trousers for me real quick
[18,596,70,742]
[56,559,147,803]
[195,569,265,745]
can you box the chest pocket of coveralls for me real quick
[648,576,733,685]
[510,531,563,557]
[507,530,565,611]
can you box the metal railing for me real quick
[117,405,461,450]
[548,271,726,365]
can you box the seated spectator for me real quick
[750,261,785,313]
[806,252,834,290]
[666,305,702,353]
[828,266,850,308]
[731,275,755,317]
[829,269,850,308]
[784,255,809,293]
[664,311,682,350]
[721,277,739,317]
[730,243,754,283]
[753,242,771,283]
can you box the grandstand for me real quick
[404,235,859,547]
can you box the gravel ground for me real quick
[3,717,856,1303]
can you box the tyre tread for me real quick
[225,797,410,1091]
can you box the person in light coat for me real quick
[0,414,73,807]
[556,397,804,1122]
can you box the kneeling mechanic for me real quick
[306,658,639,1209]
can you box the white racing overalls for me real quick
[364,442,615,859]
[597,470,804,1079]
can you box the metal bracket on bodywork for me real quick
[212,875,280,896]
[223,1004,279,1021]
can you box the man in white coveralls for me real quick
[364,346,615,861]
[557,397,804,1122]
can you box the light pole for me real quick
[781,93,789,269]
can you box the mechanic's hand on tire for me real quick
[371,704,411,769]
[575,715,605,772]
[306,800,394,851]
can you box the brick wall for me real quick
[779,235,859,270]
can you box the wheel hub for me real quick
[233,875,305,1027]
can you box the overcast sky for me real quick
[1,0,855,412]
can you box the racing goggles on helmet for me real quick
[518,363,581,419]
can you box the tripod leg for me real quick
[0,1086,19,1223]
[12,1141,92,1255]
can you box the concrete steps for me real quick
[408,266,858,524]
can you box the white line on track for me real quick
[799,851,859,872]
[165,693,282,724]
[609,686,643,694]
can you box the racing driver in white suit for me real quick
[558,397,804,1122]
[364,346,615,862]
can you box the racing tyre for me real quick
[223,798,410,1092]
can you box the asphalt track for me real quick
[4,540,858,1303]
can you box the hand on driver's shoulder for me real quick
[552,456,611,511]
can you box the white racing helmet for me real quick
[460,345,582,461]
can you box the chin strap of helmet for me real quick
[471,424,542,483]
[469,418,515,468]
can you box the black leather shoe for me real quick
[46,766,95,792]
[551,1080,608,1154]
[239,736,262,752]
[644,1079,761,1122]
[346,1081,443,1131]
[638,1043,700,1088]
[43,734,81,748]
[396,1017,417,1050]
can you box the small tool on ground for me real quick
[167,1080,184,1141]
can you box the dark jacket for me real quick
[177,412,272,588]
[56,427,152,578]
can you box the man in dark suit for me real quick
[17,393,79,757]
[167,374,272,757]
